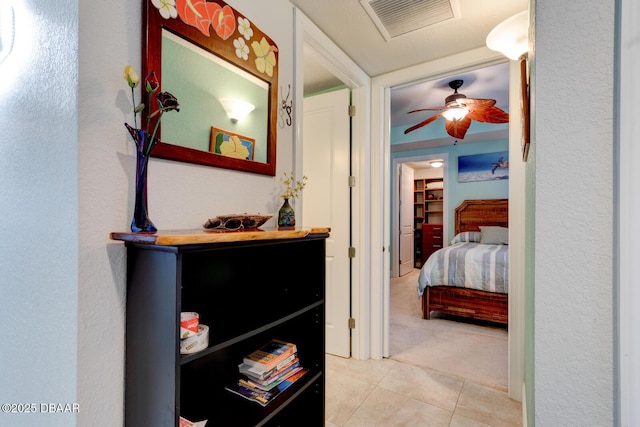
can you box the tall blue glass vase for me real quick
[126,124,157,233]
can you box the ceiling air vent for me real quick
[360,0,459,41]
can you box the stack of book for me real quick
[225,339,307,407]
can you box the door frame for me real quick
[370,47,525,398]
[293,9,371,359]
[619,0,640,423]
[390,153,449,279]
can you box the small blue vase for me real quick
[277,198,295,230]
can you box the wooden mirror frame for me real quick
[143,0,278,175]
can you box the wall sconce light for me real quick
[486,11,529,61]
[220,98,255,122]
[0,1,15,65]
[430,160,444,168]
[486,10,530,161]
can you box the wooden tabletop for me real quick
[110,227,330,246]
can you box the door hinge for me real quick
[348,105,356,117]
[348,176,356,187]
[348,246,356,258]
[348,318,356,329]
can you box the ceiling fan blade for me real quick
[445,116,472,139]
[459,98,496,108]
[407,106,446,114]
[467,105,510,123]
[404,113,442,134]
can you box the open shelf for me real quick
[120,234,328,426]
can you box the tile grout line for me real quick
[449,379,465,426]
[340,377,380,427]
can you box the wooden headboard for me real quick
[455,199,509,234]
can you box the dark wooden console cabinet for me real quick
[111,229,329,426]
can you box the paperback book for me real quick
[238,353,297,380]
[240,364,303,391]
[239,358,300,385]
[242,339,297,373]
[224,382,279,407]
[225,368,308,407]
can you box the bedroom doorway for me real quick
[373,57,525,401]
[388,133,512,400]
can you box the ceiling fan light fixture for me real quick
[430,160,443,168]
[441,106,468,121]
[486,10,529,60]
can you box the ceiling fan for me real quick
[404,79,509,139]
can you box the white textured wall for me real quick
[534,0,615,424]
[1,0,294,423]
[77,0,294,425]
[0,0,79,426]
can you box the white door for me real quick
[302,88,351,358]
[399,164,414,276]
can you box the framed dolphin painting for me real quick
[458,151,509,183]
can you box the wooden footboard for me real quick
[422,286,508,325]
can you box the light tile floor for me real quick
[325,270,522,427]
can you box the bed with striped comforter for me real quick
[417,242,508,297]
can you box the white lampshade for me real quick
[441,106,468,121]
[220,98,255,122]
[486,11,529,60]
[430,160,443,168]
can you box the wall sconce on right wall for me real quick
[486,11,530,161]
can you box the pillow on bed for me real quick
[450,231,482,245]
[479,226,509,245]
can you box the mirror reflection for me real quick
[161,31,269,163]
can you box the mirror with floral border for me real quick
[143,0,278,175]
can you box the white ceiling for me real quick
[291,0,527,131]
[291,0,527,77]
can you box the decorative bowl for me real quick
[203,213,273,231]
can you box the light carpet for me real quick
[389,269,508,392]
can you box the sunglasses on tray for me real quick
[203,218,244,231]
